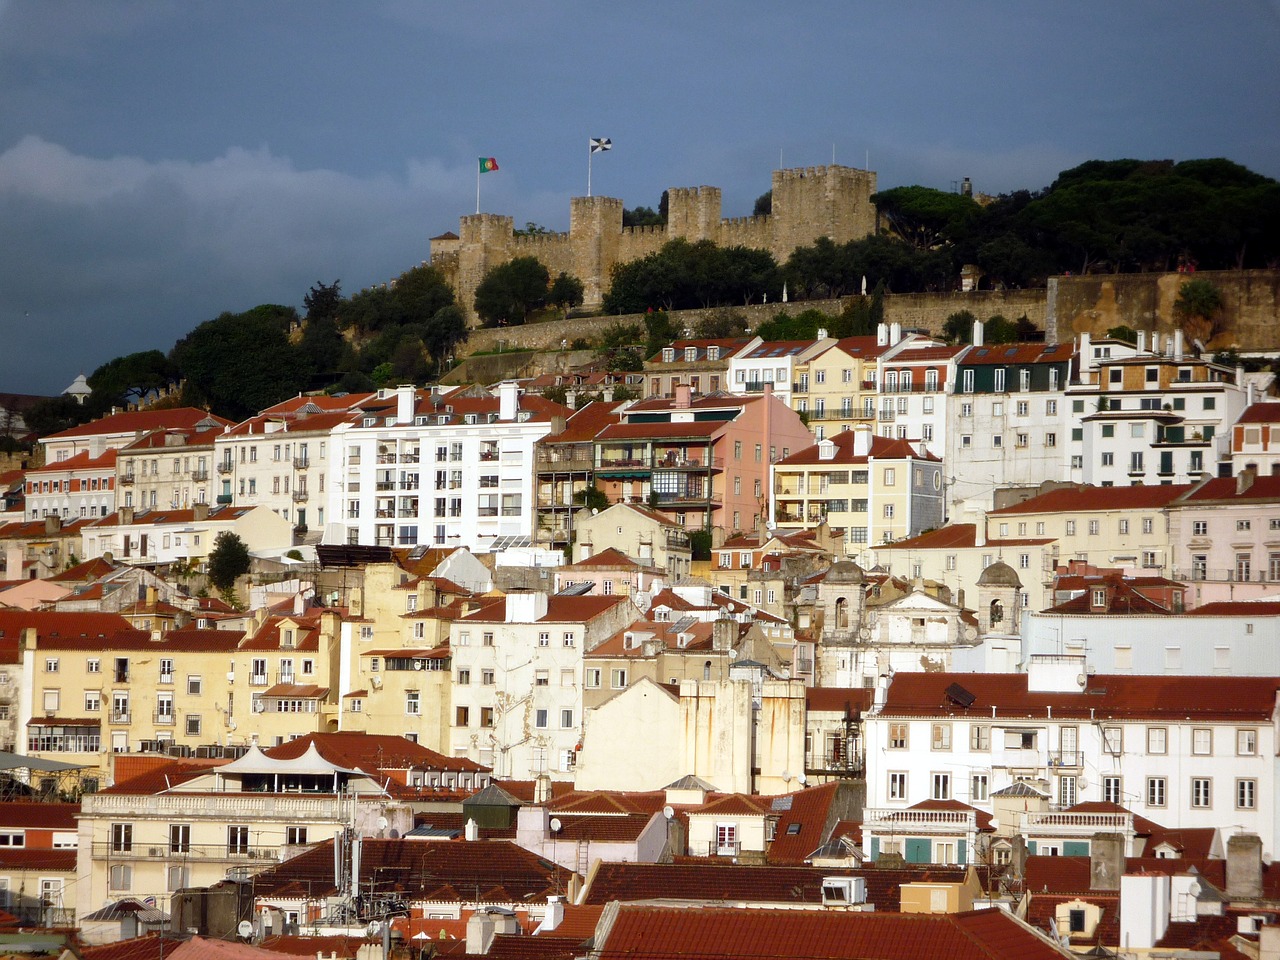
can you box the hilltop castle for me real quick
[429,164,878,323]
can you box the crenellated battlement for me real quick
[434,163,877,324]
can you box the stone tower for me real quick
[569,196,624,308]
[976,560,1022,635]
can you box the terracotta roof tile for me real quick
[42,407,226,441]
[990,484,1192,515]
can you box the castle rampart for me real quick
[431,164,878,324]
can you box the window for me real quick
[109,864,132,891]
[87,658,100,674]
[481,669,495,685]
[187,675,202,696]
[1238,779,1257,810]
[1102,727,1122,754]
[1191,777,1212,808]
[585,668,601,688]
[1192,728,1213,755]
[931,723,952,751]
[888,723,907,749]
[45,658,59,673]
[1058,776,1078,808]
[1103,776,1122,804]
[931,772,951,801]
[971,774,989,802]
[185,714,201,736]
[561,708,574,728]
[535,709,548,729]
[1238,728,1257,756]
[1147,777,1167,807]
[455,706,470,727]
[482,632,494,646]
[170,824,191,854]
[227,825,250,856]
[1237,553,1253,582]
[457,669,470,685]
[285,826,308,846]
[111,823,133,853]
[888,772,907,800]
[563,632,576,647]
[534,670,549,687]
[611,668,628,689]
[969,725,990,751]
[1066,520,1076,536]
[405,690,420,715]
[1147,727,1167,755]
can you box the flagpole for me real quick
[476,162,481,214]
[587,146,592,198]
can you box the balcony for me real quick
[153,711,175,725]
[92,841,281,863]
[653,454,723,472]
[292,489,309,502]
[190,469,209,482]
[217,461,235,474]
[375,481,396,491]
[862,806,977,834]
[249,674,269,687]
[86,791,351,821]
[706,839,741,856]
[1020,810,1132,838]
[293,457,309,470]
[1048,750,1081,770]
[536,453,594,473]
[216,494,233,505]
[118,473,136,486]
[376,453,398,465]
[877,410,895,423]
[111,711,131,724]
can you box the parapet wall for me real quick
[1046,269,1280,350]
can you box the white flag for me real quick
[590,137,612,154]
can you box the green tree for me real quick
[753,190,772,216]
[207,532,251,597]
[622,205,664,228]
[171,304,307,419]
[474,256,551,327]
[872,185,981,250]
[692,309,749,339]
[984,314,1019,344]
[1173,277,1226,343]
[420,305,469,366]
[574,483,610,512]
[547,273,585,310]
[942,310,978,344]
[1106,324,1139,344]
[514,222,553,237]
[303,280,342,321]
[84,350,178,416]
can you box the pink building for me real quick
[1170,471,1280,604]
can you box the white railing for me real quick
[1021,811,1132,835]
[84,793,350,820]
[862,807,976,833]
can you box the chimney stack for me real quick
[498,381,519,421]
[971,320,984,348]
[1238,465,1257,495]
[395,384,415,425]
[1227,833,1263,899]
[1090,833,1124,891]
[674,383,692,409]
[852,424,872,457]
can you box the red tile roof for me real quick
[989,483,1193,515]
[79,936,189,960]
[873,523,1053,551]
[42,407,224,441]
[543,400,624,443]
[1188,600,1280,617]
[776,430,937,466]
[26,448,118,473]
[595,420,724,441]
[765,782,845,864]
[594,903,1068,960]
[48,556,119,582]
[959,341,1074,366]
[1179,474,1280,503]
[880,672,1280,722]
[461,595,629,624]
[1236,402,1280,424]
[252,838,570,902]
[806,687,873,714]
[0,848,77,871]
[0,609,134,642]
[265,733,488,773]
[646,338,755,363]
[0,801,79,829]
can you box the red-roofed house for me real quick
[862,659,1280,863]
[570,501,692,581]
[80,503,292,565]
[115,419,235,517]
[1169,472,1280,604]
[771,425,943,564]
[642,337,756,400]
[533,400,624,554]
[1232,400,1280,475]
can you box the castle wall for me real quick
[1046,269,1280,350]
[431,164,881,324]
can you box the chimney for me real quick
[971,320,984,348]
[852,424,872,457]
[465,911,497,956]
[505,589,549,623]
[1090,833,1124,891]
[816,327,828,340]
[4,546,23,578]
[975,512,986,548]
[464,818,478,842]
[602,387,614,402]
[192,502,209,522]
[533,773,552,805]
[1227,833,1263,899]
[396,384,415,425]
[1238,465,1257,495]
[1248,382,1255,406]
[543,896,565,932]
[118,506,134,526]
[1136,330,1147,353]
[1173,329,1184,361]
[1077,331,1092,375]
[565,389,577,411]
[1151,331,1160,355]
[44,515,61,535]
[890,321,902,344]
[712,618,736,652]
[755,514,768,547]
[674,383,692,408]
[498,380,519,421]
[876,323,889,347]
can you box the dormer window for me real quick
[662,348,675,363]
[708,346,720,361]
[363,417,377,427]
[685,347,697,362]
[465,414,478,425]
[437,415,449,425]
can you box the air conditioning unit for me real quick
[822,877,866,906]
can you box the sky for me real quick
[1,1,1278,395]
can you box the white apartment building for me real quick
[325,384,569,551]
[944,329,1075,517]
[861,657,1280,863]
[873,341,961,458]
[726,338,833,409]
[447,591,637,779]
[1066,331,1251,486]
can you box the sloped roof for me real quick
[776,430,937,466]
[959,341,1074,366]
[42,407,226,441]
[592,902,1063,960]
[1237,402,1280,424]
[1179,474,1280,503]
[765,782,846,865]
[990,484,1192,515]
[880,672,1280,722]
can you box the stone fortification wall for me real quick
[1046,269,1280,350]
[884,289,1045,333]
[431,164,879,324]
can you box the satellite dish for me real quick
[1076,674,1087,687]
[237,921,253,939]
[1077,776,1089,790]
[1187,879,1202,898]
[797,773,807,786]
[377,815,389,832]
[782,770,792,783]
[663,805,674,820]
[414,660,424,670]
[366,921,382,938]
[550,817,562,833]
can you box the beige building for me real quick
[74,734,419,920]
[572,502,693,581]
[80,504,294,567]
[236,611,343,747]
[116,422,228,513]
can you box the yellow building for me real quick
[235,611,343,747]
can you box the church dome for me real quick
[823,560,865,584]
[977,560,1022,588]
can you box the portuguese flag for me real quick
[478,157,499,173]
